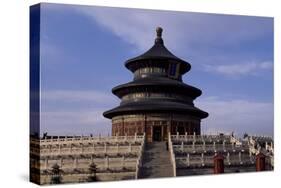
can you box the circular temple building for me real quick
[103,27,208,142]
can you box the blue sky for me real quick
[39,3,273,137]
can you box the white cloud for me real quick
[41,110,112,136]
[72,6,273,78]
[260,61,273,69]
[203,61,273,76]
[40,89,118,136]
[41,90,273,137]
[73,6,272,53]
[42,90,118,104]
[196,97,273,136]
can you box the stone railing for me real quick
[32,134,144,146]
[168,132,176,176]
[38,156,138,171]
[175,151,254,168]
[31,134,146,174]
[171,132,232,143]
[173,143,249,154]
[37,144,142,158]
[250,135,273,142]
[31,134,145,157]
[170,133,275,170]
[135,133,146,179]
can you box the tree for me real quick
[50,163,62,184]
[88,162,98,182]
[243,133,249,139]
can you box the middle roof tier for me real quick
[112,76,202,99]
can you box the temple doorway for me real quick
[153,126,162,141]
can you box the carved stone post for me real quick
[73,157,78,169]
[201,153,205,166]
[128,143,132,152]
[227,152,231,165]
[213,141,216,152]
[203,141,206,152]
[105,156,109,169]
[239,151,243,164]
[104,143,107,153]
[122,156,125,169]
[186,153,190,167]
[44,158,48,169]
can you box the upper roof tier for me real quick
[125,27,191,74]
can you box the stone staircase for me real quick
[139,142,174,179]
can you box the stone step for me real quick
[139,141,174,178]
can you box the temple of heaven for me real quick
[103,27,208,142]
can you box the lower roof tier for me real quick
[112,76,202,99]
[103,100,209,119]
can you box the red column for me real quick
[214,154,224,174]
[120,117,125,136]
[188,122,191,135]
[256,153,266,171]
[112,124,115,136]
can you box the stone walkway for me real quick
[139,142,174,179]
